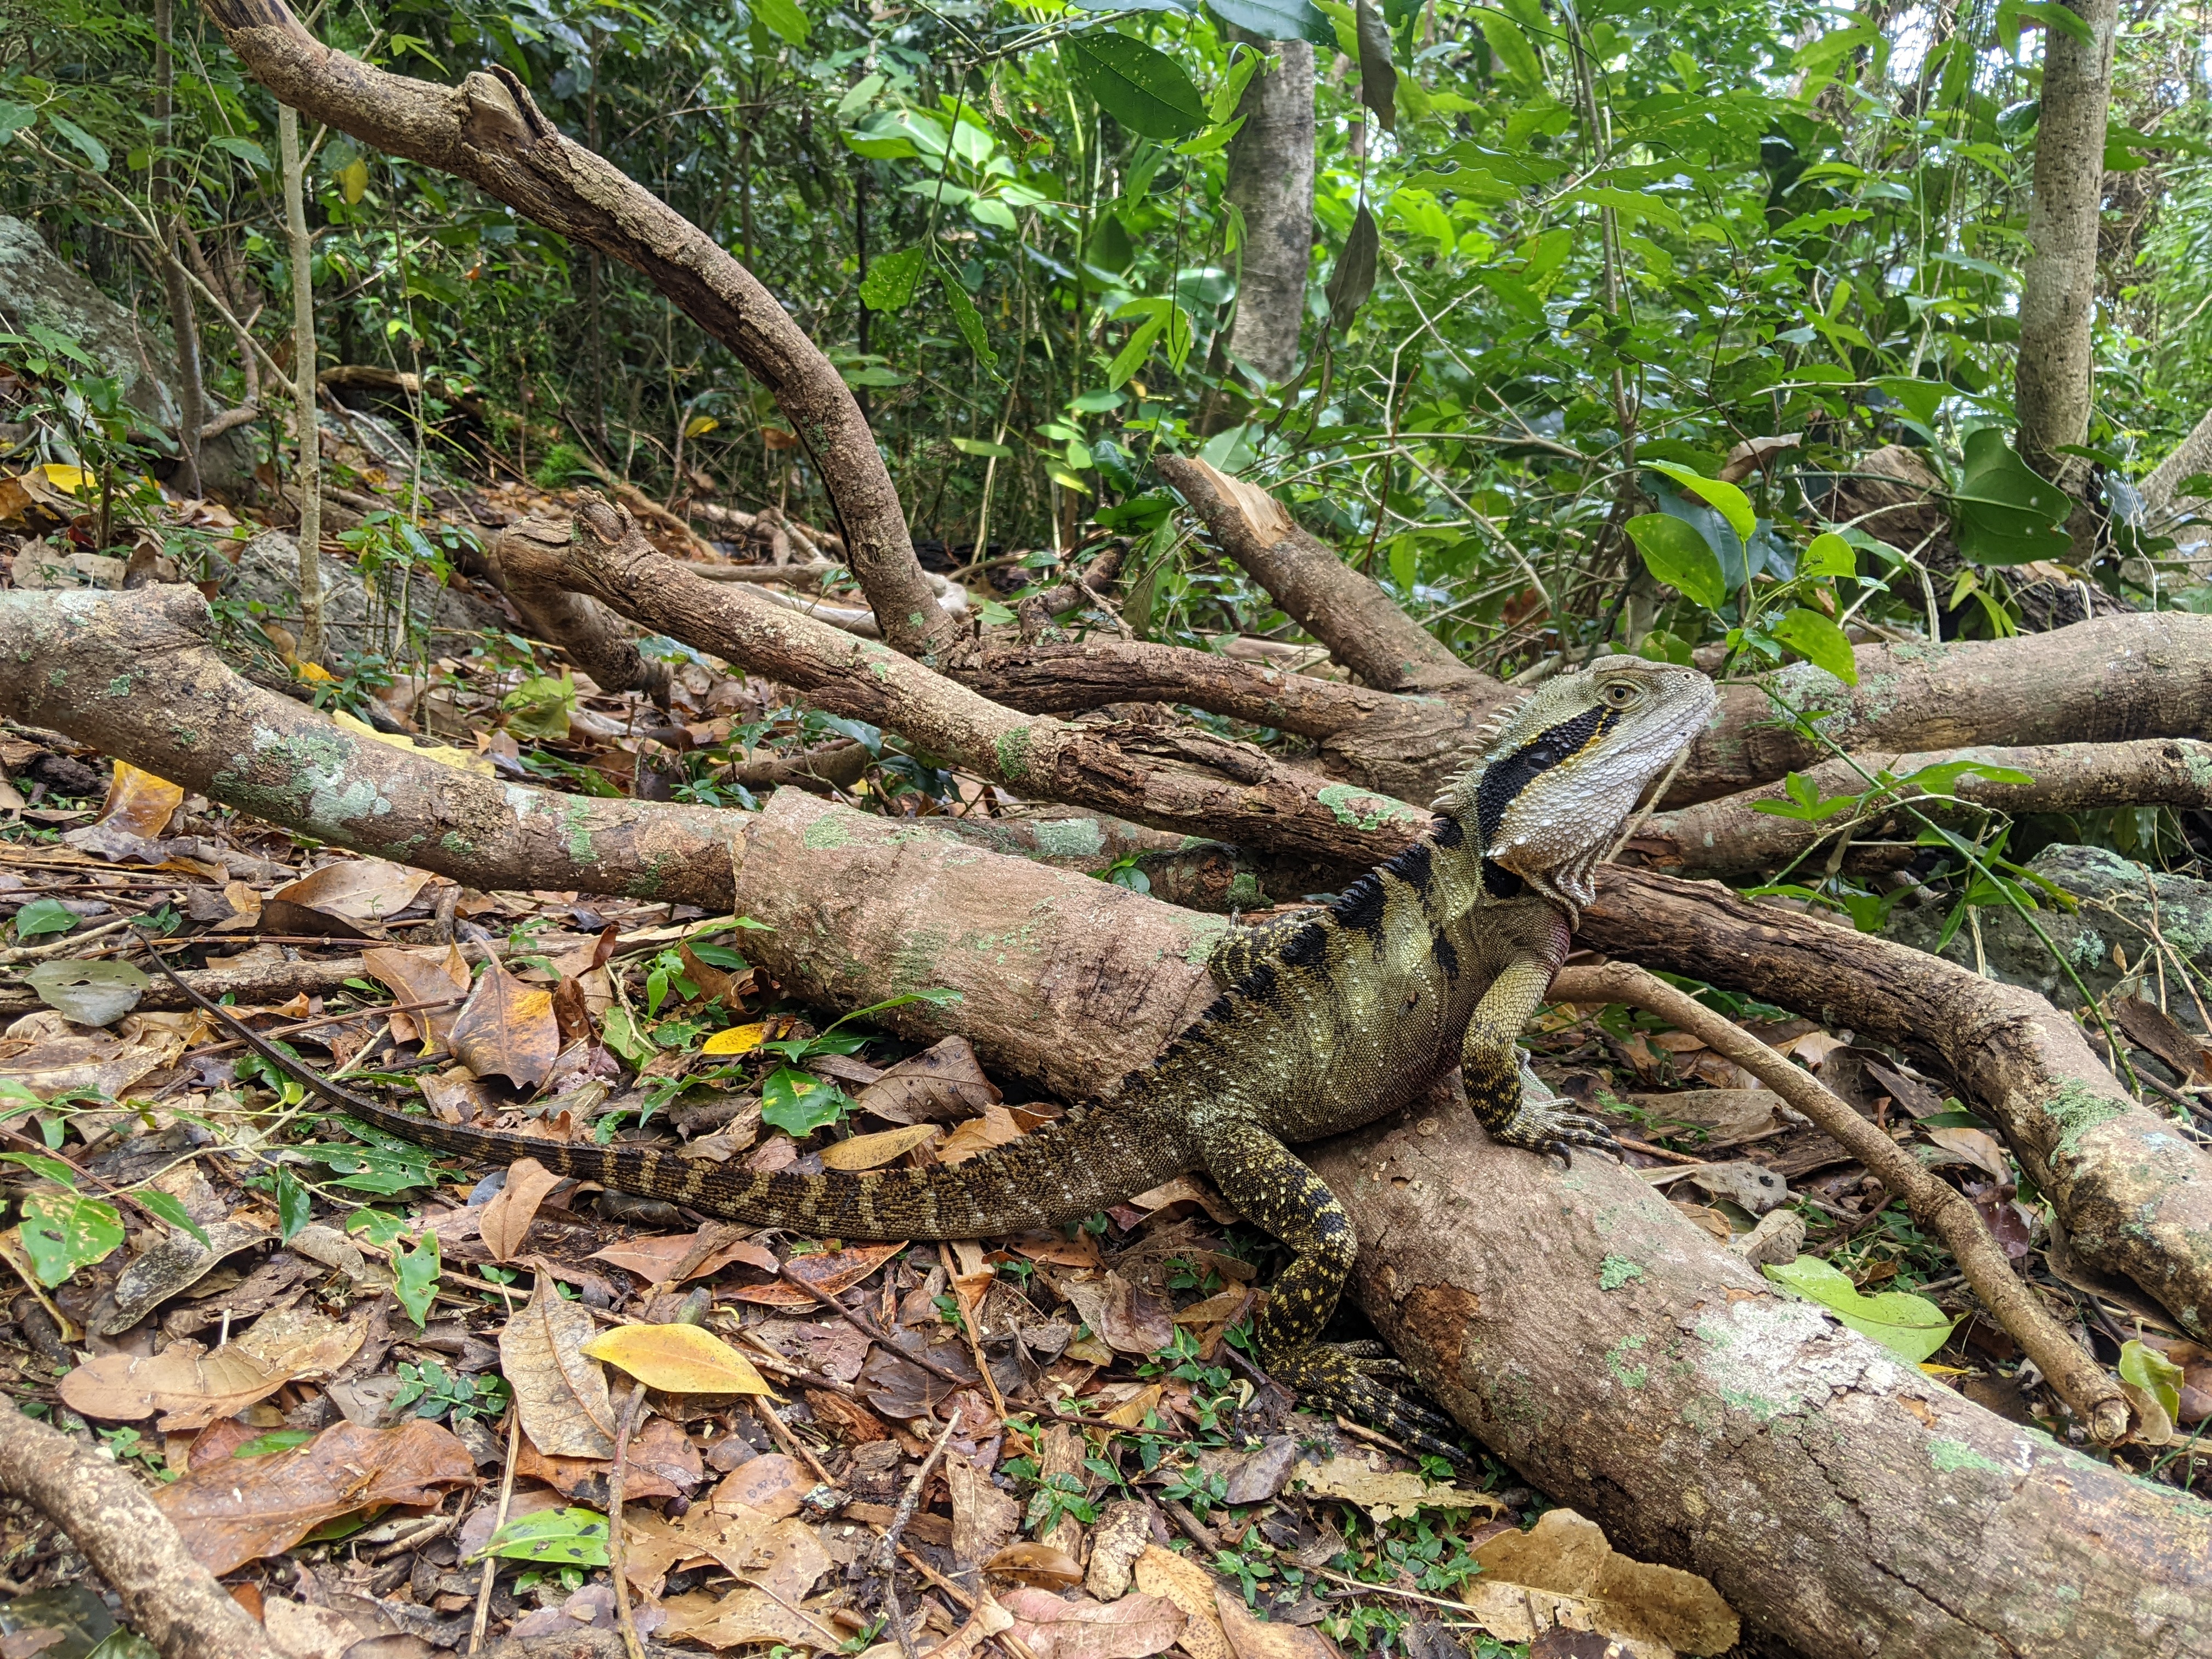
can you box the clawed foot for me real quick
[1267,1342,1474,1465]
[1493,1102,1622,1165]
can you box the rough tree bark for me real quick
[730,790,2212,1659]
[276,101,324,665]
[2016,0,2120,503]
[1219,32,1316,386]
[151,0,205,501]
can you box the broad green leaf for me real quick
[952,437,1014,459]
[232,1428,317,1458]
[24,959,148,1026]
[751,0,809,43]
[2119,1339,2184,1423]
[1477,13,1543,84]
[1875,376,1945,430]
[0,102,37,145]
[1643,460,1756,543]
[860,244,928,313]
[208,134,269,170]
[1354,0,1397,132]
[761,1066,849,1136]
[1624,514,1725,610]
[1799,532,1857,580]
[336,157,369,203]
[1325,203,1379,331]
[1572,185,1681,231]
[500,673,575,741]
[275,1166,312,1242]
[392,1231,441,1328]
[48,114,108,173]
[1764,1255,1953,1364]
[18,1193,123,1287]
[1107,312,1166,389]
[1388,537,1417,595]
[938,269,998,374]
[13,898,79,940]
[835,74,883,121]
[1952,427,2070,565]
[1769,608,1859,685]
[134,1186,212,1249]
[0,1152,77,1188]
[1205,0,1336,46]
[473,1507,610,1567]
[1063,32,1207,143]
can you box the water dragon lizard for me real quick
[156,656,1718,1455]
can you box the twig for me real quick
[1552,961,2133,1445]
[872,1407,962,1659]
[752,1396,838,1487]
[469,1412,521,1655]
[607,1380,650,1659]
[778,1263,975,1388]
[939,1243,1009,1422]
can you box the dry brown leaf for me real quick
[500,1267,617,1457]
[1925,1126,2013,1182]
[1470,1508,1739,1657]
[1061,1274,1175,1356]
[361,944,470,1049]
[938,1104,1026,1166]
[1132,1544,1231,1659]
[1084,1501,1155,1600]
[233,1305,368,1381]
[1000,1587,1186,1659]
[821,1123,940,1170]
[729,1242,905,1308]
[984,1541,1084,1588]
[1214,1587,1339,1659]
[261,1594,367,1659]
[658,1588,838,1651]
[59,1341,285,1427]
[0,1028,177,1103]
[271,859,432,927]
[1293,1451,1499,1523]
[450,957,560,1089]
[706,1452,809,1517]
[624,1505,830,1601]
[153,1419,475,1576]
[591,1228,777,1283]
[98,762,183,839]
[855,1036,1002,1124]
[480,1157,565,1262]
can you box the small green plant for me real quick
[531,441,601,489]
[391,1359,509,1421]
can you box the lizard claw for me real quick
[1266,1344,1476,1465]
[1494,1104,1622,1165]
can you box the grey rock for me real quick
[1884,843,2212,1020]
[222,527,508,661]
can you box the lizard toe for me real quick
[1269,1345,1472,1462]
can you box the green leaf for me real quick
[1063,32,1207,143]
[1477,12,1543,84]
[208,134,269,170]
[1799,532,1857,580]
[1769,608,1859,685]
[860,244,928,313]
[1624,514,1725,610]
[1952,427,2070,565]
[24,959,148,1026]
[952,437,1014,459]
[761,1066,849,1136]
[2119,1339,2184,1423]
[275,1166,312,1242]
[13,898,79,940]
[0,102,36,145]
[18,1193,123,1287]
[474,1507,611,1567]
[1875,376,1945,431]
[1107,313,1166,390]
[392,1231,441,1328]
[48,114,108,173]
[134,1187,212,1249]
[1642,461,1756,544]
[938,269,998,374]
[500,673,576,741]
[1325,203,1379,331]
[1388,537,1417,595]
[751,0,810,43]
[232,1428,316,1457]
[1764,1255,1954,1364]
[0,1152,78,1188]
[1354,0,1397,132]
[1205,0,1336,46]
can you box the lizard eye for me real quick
[1602,681,1640,707]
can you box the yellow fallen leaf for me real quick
[296,661,338,683]
[39,464,94,495]
[99,761,184,839]
[820,1124,940,1171]
[702,1022,768,1057]
[581,1322,775,1395]
[329,709,496,776]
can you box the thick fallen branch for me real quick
[1553,960,2131,1444]
[195,0,960,666]
[1628,737,2212,880]
[729,791,2212,1659]
[494,502,1427,865]
[1581,867,2212,1341]
[0,1400,286,1659]
[481,514,670,706]
[0,589,739,907]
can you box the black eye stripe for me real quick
[1476,706,1618,846]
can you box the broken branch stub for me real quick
[731,790,2212,1659]
[193,0,959,666]
[1582,866,2212,1342]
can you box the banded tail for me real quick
[340,1093,1189,1240]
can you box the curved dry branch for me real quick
[194,0,959,665]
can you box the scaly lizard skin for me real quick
[174,657,1717,1455]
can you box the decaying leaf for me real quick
[361,944,471,1049]
[580,1322,774,1395]
[501,1268,618,1457]
[623,1503,831,1601]
[591,1227,777,1284]
[268,859,432,932]
[479,1158,565,1262]
[820,1123,940,1170]
[22,959,149,1027]
[729,1242,904,1308]
[658,1588,839,1651]
[153,1419,475,1576]
[938,1104,1026,1165]
[1132,1544,1231,1659]
[1465,1507,1739,1657]
[855,1035,1002,1124]
[950,1451,1022,1567]
[999,1587,1186,1659]
[97,761,184,839]
[1292,1451,1499,1524]
[100,1218,269,1333]
[449,956,560,1090]
[984,1541,1084,1589]
[1214,1587,1339,1659]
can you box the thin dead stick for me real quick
[938,1242,1009,1422]
[778,1262,974,1388]
[469,1411,522,1654]
[1552,960,2133,1444]
[871,1407,962,1659]
[752,1395,838,1487]
[607,1380,650,1659]
[893,1544,1045,1659]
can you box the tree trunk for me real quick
[152,0,205,500]
[1221,33,1316,387]
[277,103,324,665]
[727,789,2212,1659]
[2016,0,2120,503]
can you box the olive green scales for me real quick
[174,658,1719,1454]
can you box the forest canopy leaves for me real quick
[1062,32,1209,142]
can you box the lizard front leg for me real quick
[1464,954,1620,1160]
[1198,1117,1469,1462]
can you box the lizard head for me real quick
[1432,657,1718,921]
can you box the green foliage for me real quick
[392,1229,442,1328]
[18,1192,124,1287]
[472,1507,611,1567]
[1764,1254,1954,1364]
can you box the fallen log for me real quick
[729,790,2212,1659]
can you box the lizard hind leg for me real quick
[1199,1119,1470,1463]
